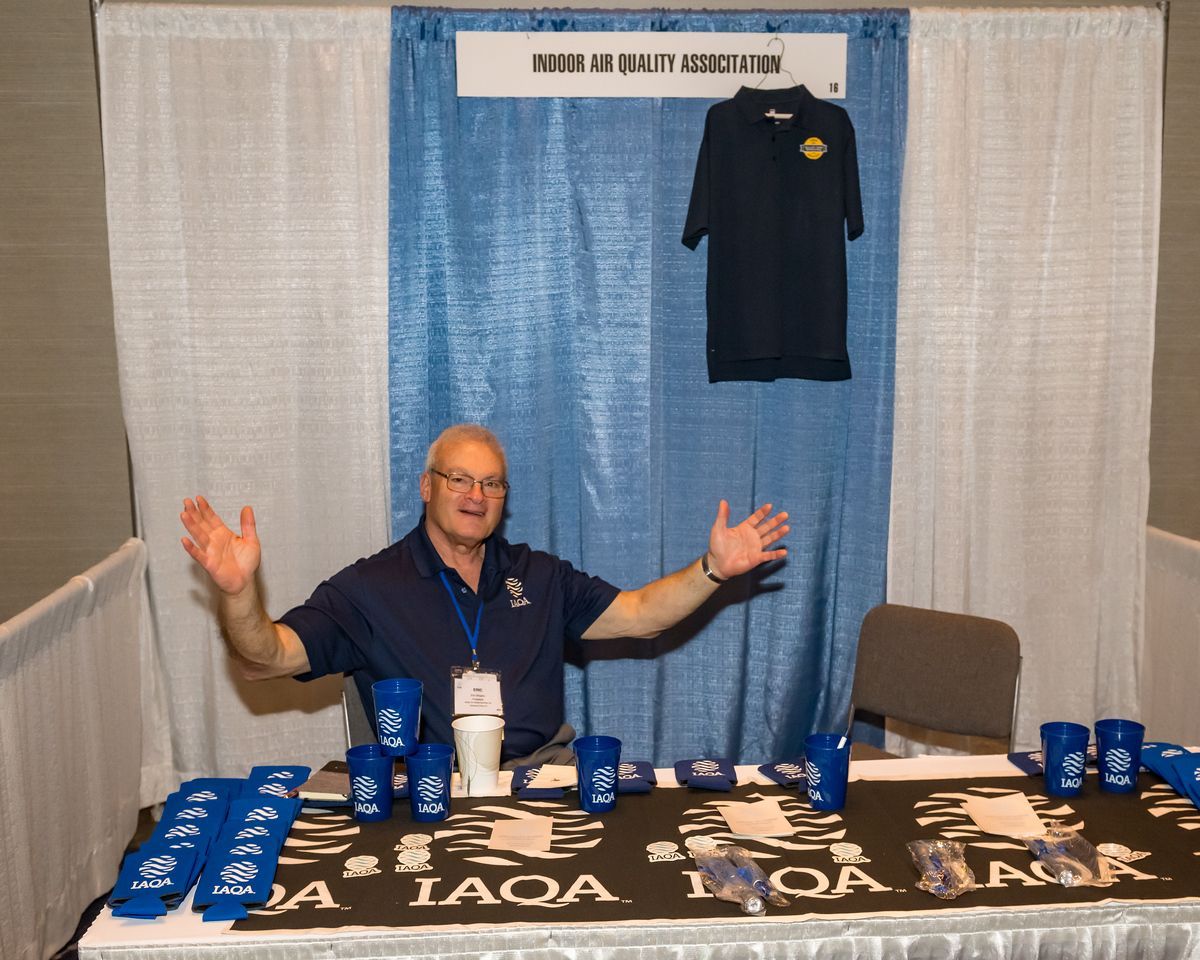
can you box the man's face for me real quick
[420,440,506,548]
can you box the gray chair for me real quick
[342,675,377,747]
[849,603,1021,760]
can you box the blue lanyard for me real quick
[438,570,483,669]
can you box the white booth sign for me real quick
[455,33,847,99]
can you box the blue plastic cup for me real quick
[573,736,621,814]
[1041,721,1090,796]
[372,678,422,757]
[407,743,454,822]
[1095,718,1145,793]
[345,744,394,822]
[804,733,850,811]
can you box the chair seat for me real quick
[850,741,897,761]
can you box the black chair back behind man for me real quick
[850,603,1021,760]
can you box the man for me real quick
[181,424,788,765]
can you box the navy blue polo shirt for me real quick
[682,84,863,383]
[279,521,619,762]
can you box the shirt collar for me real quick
[733,83,812,128]
[409,517,511,585]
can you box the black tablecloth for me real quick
[235,775,1198,931]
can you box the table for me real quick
[79,755,1200,959]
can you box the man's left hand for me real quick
[707,500,789,580]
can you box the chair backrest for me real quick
[342,674,377,748]
[851,603,1021,741]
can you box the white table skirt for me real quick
[80,756,1200,960]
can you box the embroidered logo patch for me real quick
[801,136,828,160]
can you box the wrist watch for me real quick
[701,553,727,584]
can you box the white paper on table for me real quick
[488,815,554,852]
[527,764,578,788]
[961,792,1046,838]
[718,798,796,838]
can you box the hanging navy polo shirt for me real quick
[278,521,620,762]
[682,84,863,383]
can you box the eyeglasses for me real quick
[430,468,509,499]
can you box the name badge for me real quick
[452,666,504,718]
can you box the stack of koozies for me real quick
[511,761,657,798]
[108,764,308,920]
[109,778,241,918]
[511,765,564,799]
[757,759,806,788]
[673,758,737,792]
[1142,743,1200,806]
[191,794,302,920]
[1007,744,1099,777]
[616,760,656,794]
[242,764,311,799]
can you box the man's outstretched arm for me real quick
[180,495,310,679]
[582,500,788,640]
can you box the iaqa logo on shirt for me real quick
[505,578,531,608]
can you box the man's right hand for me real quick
[180,496,261,596]
[179,495,310,679]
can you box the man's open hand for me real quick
[706,500,789,580]
[180,495,261,596]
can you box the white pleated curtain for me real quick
[98,4,392,781]
[889,8,1163,752]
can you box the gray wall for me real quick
[1150,1,1200,540]
[0,0,131,621]
[0,0,1194,620]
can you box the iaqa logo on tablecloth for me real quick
[1140,781,1200,855]
[677,793,891,900]
[343,855,382,878]
[435,798,601,868]
[273,809,359,867]
[379,800,620,908]
[393,833,434,873]
[911,785,1163,887]
[646,840,685,863]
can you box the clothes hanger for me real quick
[753,36,800,120]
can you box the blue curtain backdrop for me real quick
[388,7,907,764]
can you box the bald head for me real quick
[425,424,507,478]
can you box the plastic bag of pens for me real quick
[1023,821,1113,887]
[907,840,977,899]
[689,843,789,915]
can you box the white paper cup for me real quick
[452,715,505,796]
